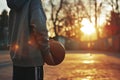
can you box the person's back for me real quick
[8,0,47,67]
[7,0,53,80]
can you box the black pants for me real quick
[13,65,43,80]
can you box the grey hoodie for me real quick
[7,0,28,10]
[8,0,50,67]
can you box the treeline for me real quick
[103,11,120,37]
[0,10,9,49]
[0,0,120,50]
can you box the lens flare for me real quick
[15,44,19,50]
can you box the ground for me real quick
[0,51,120,80]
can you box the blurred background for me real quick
[0,0,120,52]
[1,0,120,80]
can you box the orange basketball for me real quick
[46,40,65,66]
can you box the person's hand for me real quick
[43,52,55,65]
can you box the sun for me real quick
[80,18,96,35]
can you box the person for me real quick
[6,0,54,80]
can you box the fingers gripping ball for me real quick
[46,40,65,65]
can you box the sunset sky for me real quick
[0,0,10,14]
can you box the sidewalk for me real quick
[0,50,12,80]
[0,51,11,64]
[0,65,12,80]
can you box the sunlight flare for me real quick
[81,18,96,35]
[80,18,98,41]
[82,60,95,64]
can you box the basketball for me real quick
[30,24,65,65]
[46,40,65,66]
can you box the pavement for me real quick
[0,50,120,80]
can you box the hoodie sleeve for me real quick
[30,0,50,55]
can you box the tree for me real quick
[49,0,64,40]
[104,11,120,36]
[103,0,120,37]
[46,0,92,41]
[0,10,8,44]
[106,0,119,12]
[0,10,8,27]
